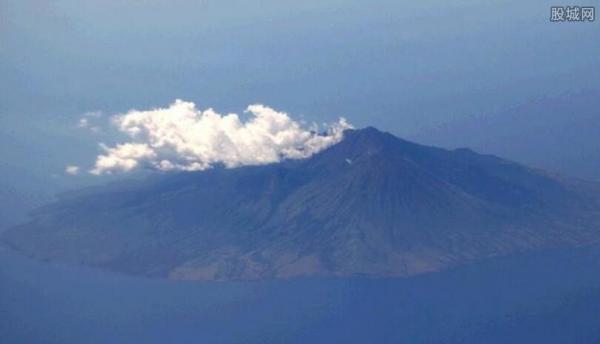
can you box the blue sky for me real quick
[1,0,599,188]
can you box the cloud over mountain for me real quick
[90,100,352,175]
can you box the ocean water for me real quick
[2,244,600,344]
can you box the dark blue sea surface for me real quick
[2,245,600,343]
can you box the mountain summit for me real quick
[4,127,600,280]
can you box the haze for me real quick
[2,0,599,192]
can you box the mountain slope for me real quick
[3,128,600,280]
[0,162,56,231]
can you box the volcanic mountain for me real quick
[4,127,600,281]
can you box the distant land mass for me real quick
[3,127,600,281]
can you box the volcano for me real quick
[4,127,600,281]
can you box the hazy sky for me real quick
[1,0,599,188]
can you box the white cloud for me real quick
[78,111,103,133]
[78,118,89,128]
[65,165,80,175]
[91,143,157,175]
[90,100,352,175]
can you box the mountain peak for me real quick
[350,126,384,135]
[343,126,390,142]
[318,126,427,166]
[329,126,398,157]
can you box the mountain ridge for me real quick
[4,127,600,281]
